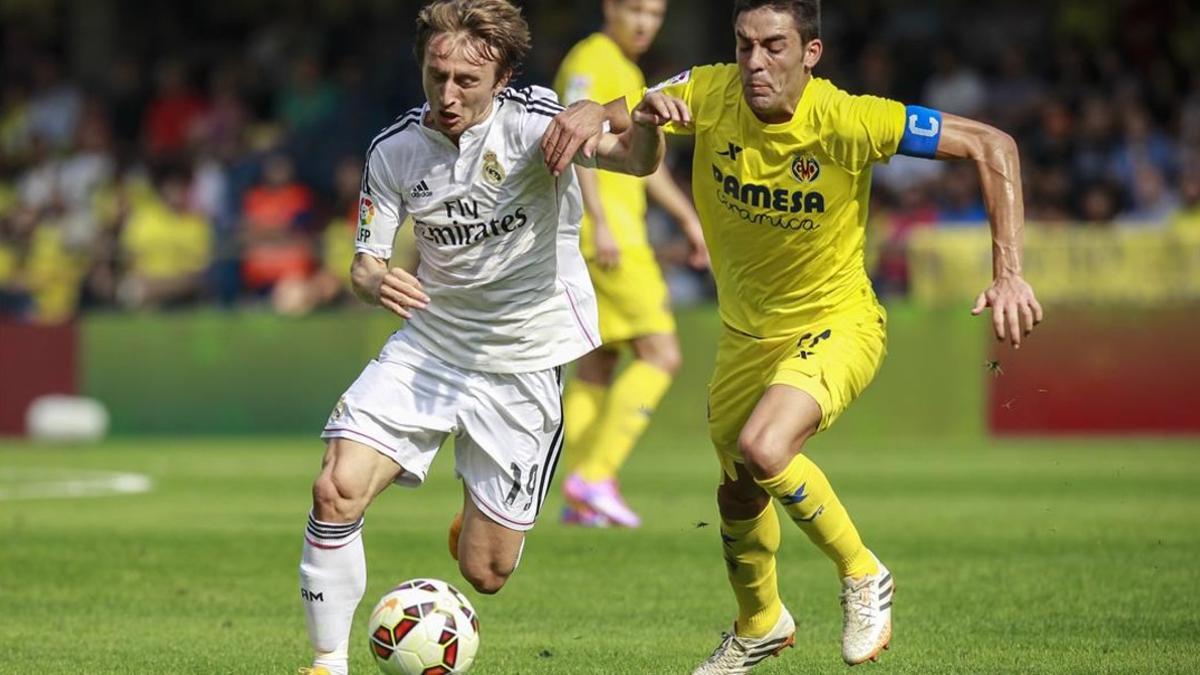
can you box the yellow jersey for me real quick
[554,32,648,255]
[120,200,213,280]
[652,65,907,337]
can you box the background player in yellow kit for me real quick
[542,0,1044,670]
[553,0,709,528]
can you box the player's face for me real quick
[422,32,510,141]
[603,0,667,58]
[734,7,822,122]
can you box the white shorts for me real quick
[321,330,564,532]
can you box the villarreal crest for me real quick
[791,153,820,183]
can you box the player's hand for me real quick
[972,274,1043,349]
[542,100,607,178]
[686,231,710,270]
[593,224,621,270]
[377,267,429,320]
[631,91,691,128]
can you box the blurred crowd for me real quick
[1,0,1198,322]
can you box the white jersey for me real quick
[355,86,600,374]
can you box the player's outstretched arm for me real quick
[934,113,1044,349]
[541,92,690,178]
[350,252,429,320]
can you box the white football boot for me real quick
[840,552,894,665]
[692,607,796,674]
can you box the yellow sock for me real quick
[575,361,672,482]
[562,378,606,473]
[756,454,879,578]
[722,503,783,639]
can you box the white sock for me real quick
[300,512,366,675]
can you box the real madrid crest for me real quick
[791,153,821,183]
[482,150,505,187]
[330,397,347,422]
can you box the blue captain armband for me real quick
[898,105,943,158]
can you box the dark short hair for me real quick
[415,0,532,78]
[732,0,821,43]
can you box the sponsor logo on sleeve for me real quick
[649,69,691,92]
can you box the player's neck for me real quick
[601,27,639,61]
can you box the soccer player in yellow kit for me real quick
[543,0,1044,670]
[552,0,708,528]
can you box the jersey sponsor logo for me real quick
[649,69,690,92]
[790,153,821,183]
[358,197,375,244]
[410,179,433,199]
[417,203,530,247]
[711,165,826,215]
[359,196,375,226]
[717,142,743,161]
[564,75,592,105]
[482,150,506,187]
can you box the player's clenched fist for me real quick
[377,267,429,320]
[632,91,691,128]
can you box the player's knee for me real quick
[717,481,770,520]
[311,473,369,523]
[636,336,682,375]
[459,558,513,595]
[647,345,683,375]
[737,427,795,480]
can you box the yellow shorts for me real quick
[589,246,676,344]
[707,303,887,479]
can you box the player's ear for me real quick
[802,38,823,71]
[494,67,512,95]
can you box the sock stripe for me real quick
[306,518,362,535]
[306,515,364,541]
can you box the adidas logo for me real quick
[410,180,432,199]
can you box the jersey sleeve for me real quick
[644,67,700,137]
[818,91,907,173]
[356,148,407,259]
[514,85,568,152]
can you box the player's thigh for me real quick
[771,308,886,434]
[707,330,794,479]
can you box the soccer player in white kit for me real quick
[296,1,676,673]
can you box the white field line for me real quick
[0,469,153,500]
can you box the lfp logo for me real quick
[791,153,820,183]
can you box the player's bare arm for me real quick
[541,91,689,178]
[350,252,429,320]
[935,113,1044,349]
[645,164,710,269]
[575,166,622,270]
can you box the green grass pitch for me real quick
[3,314,1199,673]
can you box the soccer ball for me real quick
[367,578,480,675]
